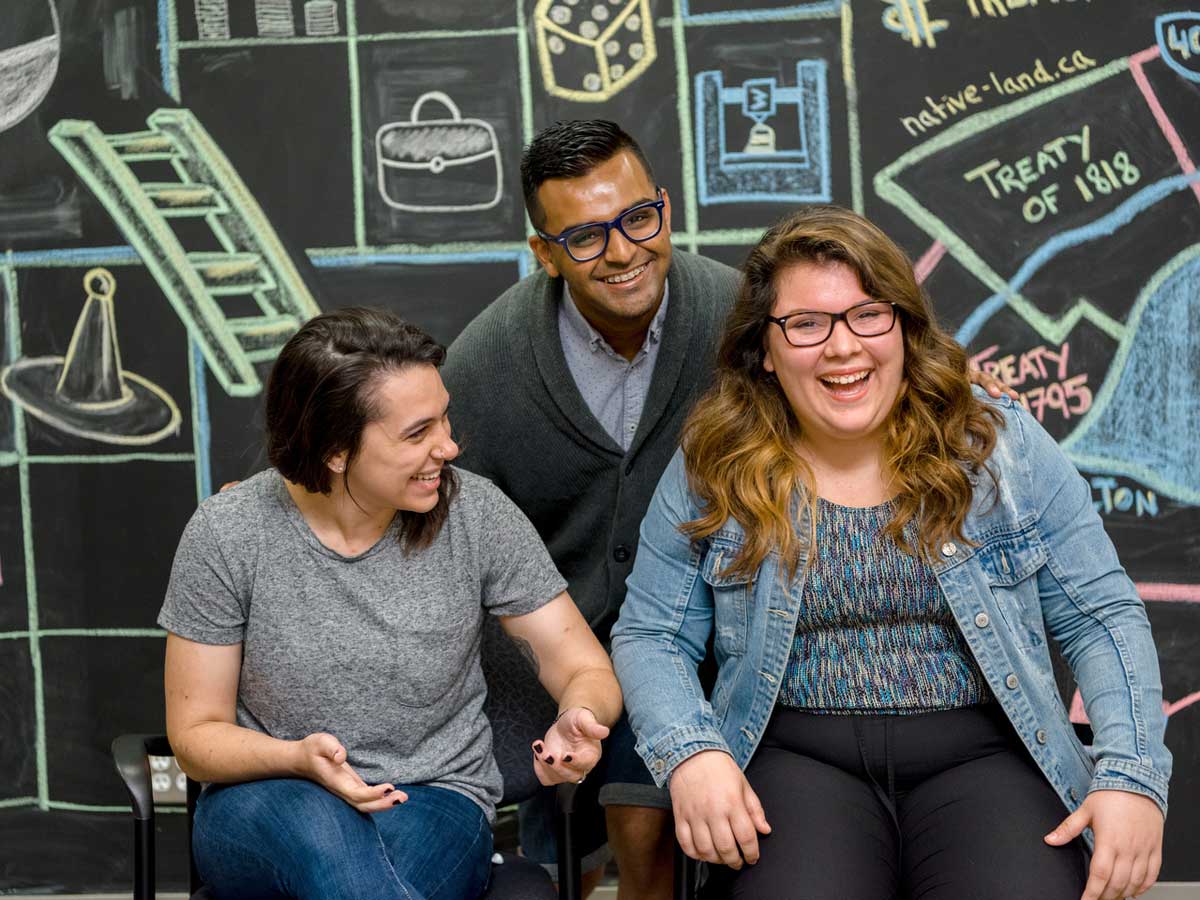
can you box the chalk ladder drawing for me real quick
[695,61,831,205]
[48,108,322,398]
[0,0,61,134]
[534,0,656,102]
[1,268,182,446]
[375,92,503,214]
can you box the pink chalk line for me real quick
[914,240,947,285]
[1129,45,1200,205]
[1135,582,1200,603]
[1071,689,1200,725]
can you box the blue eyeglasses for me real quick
[535,189,666,263]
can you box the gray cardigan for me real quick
[442,249,741,641]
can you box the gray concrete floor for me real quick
[6,887,1198,898]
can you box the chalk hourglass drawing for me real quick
[0,268,182,446]
[0,0,61,134]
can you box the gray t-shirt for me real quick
[158,467,566,820]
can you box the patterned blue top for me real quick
[778,498,992,714]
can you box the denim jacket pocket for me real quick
[700,539,752,658]
[977,532,1048,651]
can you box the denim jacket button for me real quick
[654,759,665,772]
[974,612,990,628]
[1036,729,1048,744]
[1005,673,1019,690]
[1069,787,1079,802]
[940,542,957,558]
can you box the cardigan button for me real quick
[613,545,631,563]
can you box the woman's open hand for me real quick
[531,707,609,786]
[1045,789,1164,899]
[297,732,407,813]
[670,749,772,870]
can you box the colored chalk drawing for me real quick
[695,61,832,205]
[881,0,948,49]
[0,0,60,134]
[1156,11,1200,81]
[48,108,322,398]
[1,269,181,446]
[1060,244,1200,504]
[375,92,503,214]
[534,0,656,102]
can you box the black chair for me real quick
[112,733,581,900]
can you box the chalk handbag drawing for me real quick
[375,91,503,213]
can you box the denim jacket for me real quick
[611,393,1171,823]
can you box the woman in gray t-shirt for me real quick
[158,308,622,900]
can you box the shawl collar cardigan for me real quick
[442,249,740,638]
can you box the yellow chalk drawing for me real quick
[0,268,182,446]
[534,0,656,102]
[48,109,322,397]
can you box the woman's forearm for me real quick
[169,720,306,784]
[553,664,623,729]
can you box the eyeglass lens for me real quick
[565,204,662,261]
[784,302,895,346]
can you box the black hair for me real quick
[265,307,458,550]
[519,119,655,228]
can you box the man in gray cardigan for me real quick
[442,121,739,899]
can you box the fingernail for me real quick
[563,755,573,763]
[533,742,543,753]
[544,755,554,764]
[393,798,403,806]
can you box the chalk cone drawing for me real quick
[48,108,322,398]
[0,0,61,134]
[1,268,182,446]
[534,0,656,102]
[375,92,503,213]
[695,61,831,205]
[1060,245,1200,504]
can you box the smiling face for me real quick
[528,150,672,334]
[763,261,905,457]
[329,364,458,515]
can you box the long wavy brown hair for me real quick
[681,206,1001,579]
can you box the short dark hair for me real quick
[520,120,655,228]
[265,307,458,551]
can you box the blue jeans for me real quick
[193,779,493,900]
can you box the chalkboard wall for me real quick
[1,0,1197,890]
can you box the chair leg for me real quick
[556,784,582,900]
[673,842,697,900]
[134,817,155,900]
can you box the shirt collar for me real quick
[561,282,670,356]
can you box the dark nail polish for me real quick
[533,742,544,753]
[563,755,573,763]
[544,755,554,764]
[393,798,402,806]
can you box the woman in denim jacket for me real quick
[610,207,1169,900]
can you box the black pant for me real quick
[704,704,1088,900]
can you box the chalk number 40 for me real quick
[1167,23,1200,59]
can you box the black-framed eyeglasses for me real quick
[535,189,666,263]
[766,300,898,348]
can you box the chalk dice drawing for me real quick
[695,60,831,205]
[534,0,657,102]
[375,91,503,213]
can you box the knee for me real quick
[606,806,674,882]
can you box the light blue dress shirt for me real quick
[558,284,669,451]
